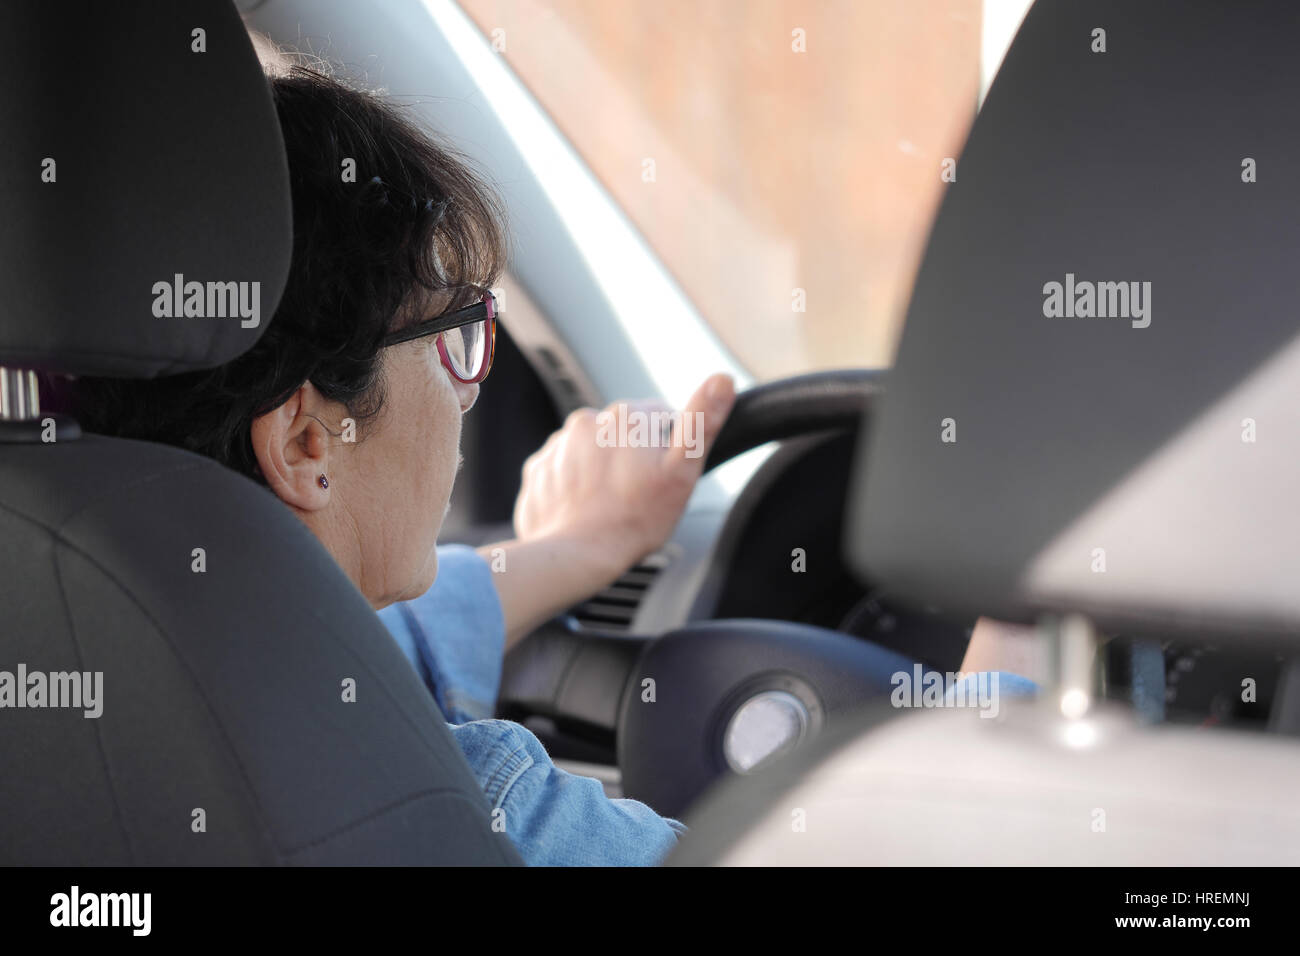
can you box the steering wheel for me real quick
[615,369,919,818]
[701,368,886,473]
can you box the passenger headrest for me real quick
[849,0,1300,643]
[0,0,291,378]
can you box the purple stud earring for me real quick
[318,474,329,489]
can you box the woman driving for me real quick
[62,61,1031,865]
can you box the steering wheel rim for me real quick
[703,368,887,473]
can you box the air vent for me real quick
[571,552,670,632]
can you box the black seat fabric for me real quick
[0,0,521,864]
[0,0,291,377]
[0,435,520,864]
[849,0,1300,644]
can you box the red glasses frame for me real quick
[380,291,497,384]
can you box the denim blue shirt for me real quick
[377,545,687,866]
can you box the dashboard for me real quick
[501,425,1300,774]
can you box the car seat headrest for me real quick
[0,0,291,378]
[849,0,1300,643]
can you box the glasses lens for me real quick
[442,319,487,380]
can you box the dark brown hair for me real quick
[64,65,507,483]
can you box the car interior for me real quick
[3,0,1299,869]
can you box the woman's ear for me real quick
[249,385,334,511]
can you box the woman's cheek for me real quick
[427,418,460,517]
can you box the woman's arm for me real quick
[475,533,627,650]
[961,616,1050,684]
[450,717,686,865]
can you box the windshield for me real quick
[459,0,1029,381]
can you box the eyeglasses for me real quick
[380,291,497,384]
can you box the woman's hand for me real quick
[479,373,736,647]
[514,373,736,571]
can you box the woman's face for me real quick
[250,293,480,608]
[350,326,480,605]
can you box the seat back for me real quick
[0,0,520,865]
[849,0,1300,643]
